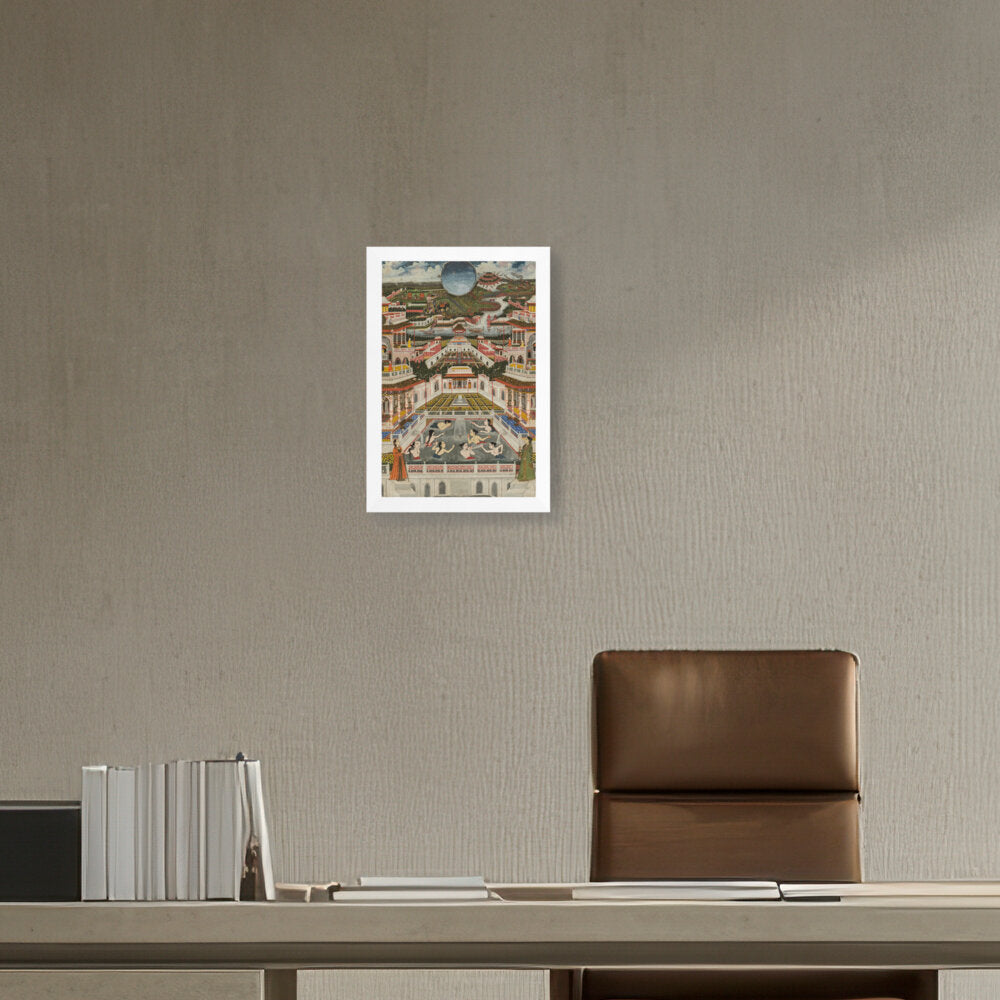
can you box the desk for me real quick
[3,898,1000,998]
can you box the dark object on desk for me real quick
[0,801,80,901]
[551,649,938,1000]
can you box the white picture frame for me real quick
[366,246,550,513]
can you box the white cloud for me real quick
[383,259,536,283]
[383,261,444,283]
[477,260,536,280]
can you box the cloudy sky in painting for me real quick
[383,260,536,282]
[383,260,444,283]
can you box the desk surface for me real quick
[5,898,1000,970]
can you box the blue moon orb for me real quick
[441,261,477,296]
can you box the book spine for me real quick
[134,764,147,900]
[107,767,136,901]
[149,762,166,900]
[196,760,206,900]
[237,760,252,899]
[165,761,176,900]
[230,762,243,900]
[81,765,108,901]
[244,759,275,901]
[204,760,241,900]
[174,761,190,901]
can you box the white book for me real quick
[172,760,192,901]
[333,887,491,902]
[238,760,252,876]
[194,760,206,900]
[81,765,108,901]
[572,880,781,901]
[357,876,485,889]
[107,766,136,901]
[205,760,242,900]
[165,761,177,899]
[148,762,166,900]
[780,881,1000,900]
[134,764,147,899]
[242,759,276,901]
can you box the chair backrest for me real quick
[591,650,861,882]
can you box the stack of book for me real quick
[571,880,781,900]
[81,758,275,901]
[779,881,1000,901]
[331,876,491,902]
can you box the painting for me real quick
[366,247,550,512]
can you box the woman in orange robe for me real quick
[389,442,408,481]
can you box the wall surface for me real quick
[3,1,1000,997]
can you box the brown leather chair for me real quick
[550,650,937,1000]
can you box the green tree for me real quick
[516,440,535,482]
[410,359,432,381]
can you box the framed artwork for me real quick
[366,246,550,512]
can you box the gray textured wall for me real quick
[3,1,1000,997]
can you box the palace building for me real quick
[380,265,537,498]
